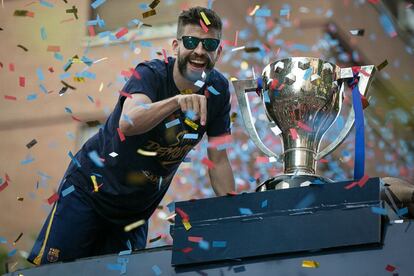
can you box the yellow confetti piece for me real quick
[249,5,260,16]
[230,77,238,81]
[73,77,85,83]
[71,58,82,63]
[99,82,104,92]
[137,148,157,156]
[124,219,146,232]
[91,175,99,192]
[184,118,198,130]
[302,260,320,268]
[200,11,211,25]
[142,9,156,18]
[181,89,193,94]
[183,219,192,230]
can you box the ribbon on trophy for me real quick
[348,67,365,180]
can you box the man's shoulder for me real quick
[136,58,168,76]
[209,69,229,90]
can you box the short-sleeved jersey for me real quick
[66,57,231,225]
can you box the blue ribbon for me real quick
[348,73,365,180]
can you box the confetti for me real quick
[183,133,198,139]
[188,236,203,243]
[199,240,209,250]
[261,200,268,208]
[152,265,162,276]
[385,264,396,272]
[249,5,260,16]
[201,157,215,169]
[91,175,99,192]
[66,5,78,19]
[17,44,28,51]
[88,150,105,167]
[302,260,320,268]
[371,206,388,215]
[199,18,209,33]
[0,182,8,192]
[124,219,146,232]
[149,0,160,9]
[377,59,388,71]
[184,118,199,130]
[183,219,192,230]
[91,0,105,9]
[200,11,211,26]
[13,232,23,244]
[165,118,180,128]
[149,234,163,243]
[142,9,156,18]
[162,49,168,63]
[212,241,227,248]
[26,139,37,149]
[109,152,118,158]
[117,128,126,142]
[13,10,34,17]
[115,27,128,39]
[233,266,246,273]
[290,128,298,140]
[181,247,193,253]
[349,29,365,36]
[207,86,220,95]
[47,192,59,205]
[47,45,60,52]
[239,208,253,215]
[19,76,25,87]
[194,80,205,87]
[137,148,157,156]
[62,185,75,197]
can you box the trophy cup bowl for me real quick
[232,57,376,191]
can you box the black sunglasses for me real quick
[178,36,220,52]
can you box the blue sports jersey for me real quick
[66,57,231,225]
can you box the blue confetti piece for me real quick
[397,207,408,217]
[88,150,104,168]
[86,19,98,26]
[263,90,270,103]
[122,114,134,125]
[212,241,227,248]
[117,257,129,264]
[185,110,197,120]
[68,151,81,168]
[82,71,96,79]
[98,31,111,38]
[40,26,47,40]
[0,237,7,243]
[311,179,325,185]
[126,239,132,250]
[166,201,175,212]
[62,185,75,197]
[183,133,198,139]
[207,0,213,9]
[208,86,220,95]
[27,94,38,101]
[118,249,132,256]
[128,19,142,28]
[152,265,162,276]
[291,44,310,52]
[138,3,149,10]
[39,84,48,94]
[183,157,191,162]
[379,14,397,38]
[106,263,123,271]
[371,206,388,215]
[233,266,246,273]
[261,200,268,208]
[87,95,94,103]
[21,156,35,165]
[239,207,253,215]
[37,171,51,179]
[54,52,63,61]
[64,107,73,114]
[8,249,17,257]
[92,173,102,178]
[91,0,106,9]
[303,68,312,80]
[199,240,210,250]
[39,0,54,8]
[255,8,271,17]
[60,72,71,80]
[140,40,153,47]
[165,118,180,128]
[280,8,290,16]
[96,15,105,28]
[295,193,316,209]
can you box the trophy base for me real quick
[256,174,332,192]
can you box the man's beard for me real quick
[177,50,215,82]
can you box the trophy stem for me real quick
[283,147,317,175]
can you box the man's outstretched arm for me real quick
[207,144,235,196]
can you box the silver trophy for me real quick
[232,57,376,191]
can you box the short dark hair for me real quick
[177,6,223,39]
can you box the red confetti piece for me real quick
[71,115,82,122]
[176,207,189,220]
[119,91,132,99]
[48,67,54,73]
[47,192,59,205]
[358,175,370,187]
[88,25,95,37]
[256,156,269,163]
[368,0,379,4]
[47,45,60,52]
[289,128,298,140]
[115,27,128,39]
[188,236,203,243]
[199,18,209,33]
[208,134,232,148]
[181,247,193,253]
[120,70,132,78]
[117,127,126,142]
[297,121,313,132]
[201,157,215,169]
[0,182,9,192]
[4,95,17,100]
[319,159,329,163]
[226,191,238,196]
[270,79,279,90]
[19,76,25,87]
[234,30,239,46]
[9,63,15,72]
[344,181,358,190]
[162,49,168,64]
[385,264,396,272]
[130,68,141,79]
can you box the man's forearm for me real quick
[122,96,179,136]
[208,159,235,196]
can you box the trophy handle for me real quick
[316,65,376,160]
[232,79,282,162]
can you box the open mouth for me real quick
[188,59,206,70]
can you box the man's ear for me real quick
[215,44,223,62]
[172,39,179,56]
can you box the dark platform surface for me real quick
[7,221,414,276]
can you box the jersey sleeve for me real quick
[120,63,160,104]
[206,83,232,137]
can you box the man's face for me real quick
[173,24,222,82]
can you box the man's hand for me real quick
[175,94,207,126]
